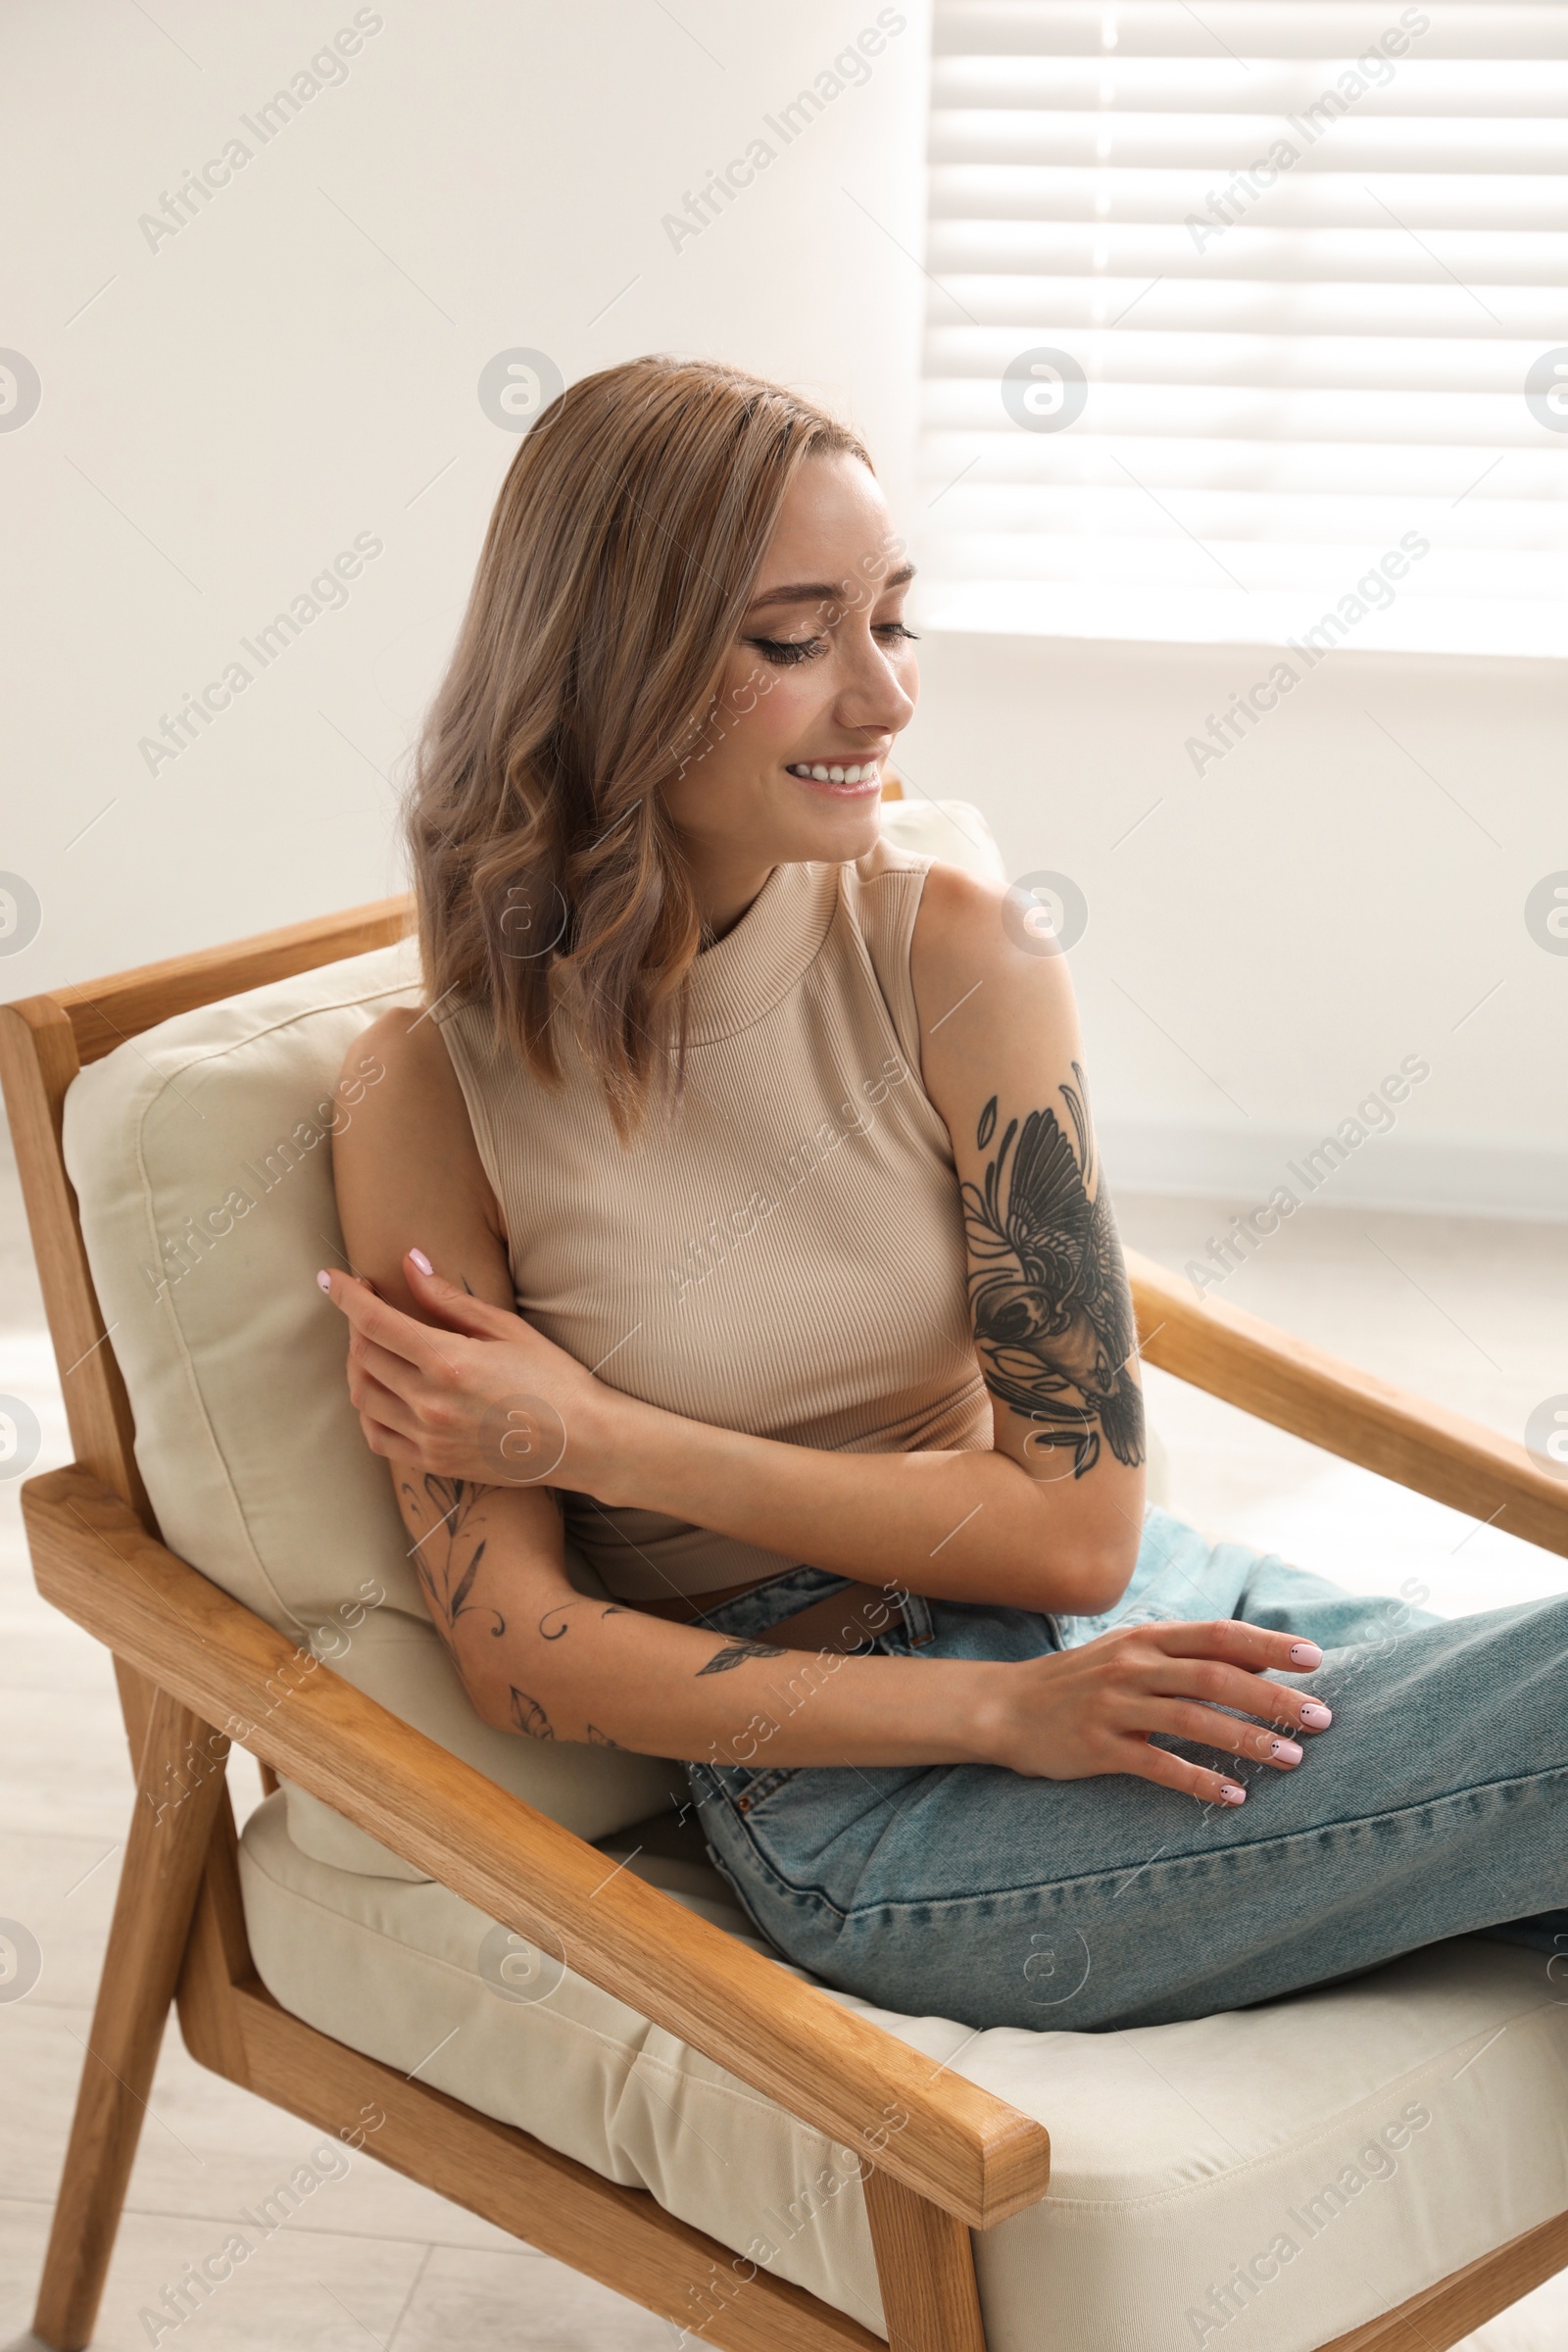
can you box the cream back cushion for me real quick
[63,932,683,1868]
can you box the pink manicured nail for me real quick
[1269,1738,1303,1765]
[1289,1642,1323,1668]
[1218,1783,1247,1805]
[408,1248,433,1275]
[1298,1701,1333,1729]
[316,1270,331,1292]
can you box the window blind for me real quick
[917,1,1568,656]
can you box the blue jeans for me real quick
[682,1507,1568,2031]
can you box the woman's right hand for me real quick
[984,1620,1333,1805]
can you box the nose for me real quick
[835,622,916,739]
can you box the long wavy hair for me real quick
[406,354,869,1133]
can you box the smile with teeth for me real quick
[786,760,881,786]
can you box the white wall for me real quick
[898,632,1568,1218]
[3,0,1563,1216]
[1,0,931,965]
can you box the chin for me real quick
[796,796,884,863]
[774,771,886,859]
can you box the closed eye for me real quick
[746,620,918,666]
[747,635,825,665]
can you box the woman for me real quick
[322,355,1564,2034]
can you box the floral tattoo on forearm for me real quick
[401,1474,508,1645]
[401,1478,633,1746]
[961,1063,1146,1478]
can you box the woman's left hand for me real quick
[319,1250,611,1489]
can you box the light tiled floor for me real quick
[2,1142,1565,2351]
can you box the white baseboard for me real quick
[1100,1120,1568,1224]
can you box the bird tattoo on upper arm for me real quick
[961,1062,1146,1477]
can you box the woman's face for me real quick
[661,451,918,894]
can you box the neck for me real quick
[687,847,776,945]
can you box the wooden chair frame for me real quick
[5,892,1568,2352]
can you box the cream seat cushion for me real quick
[238,1794,1568,2352]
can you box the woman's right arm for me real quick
[387,1461,984,1765]
[350,1404,1328,1801]
[329,1009,1330,1803]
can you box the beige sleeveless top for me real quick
[438,835,990,1601]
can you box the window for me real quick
[917,1,1568,656]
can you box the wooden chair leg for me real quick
[32,1686,233,2352]
[863,2167,987,2352]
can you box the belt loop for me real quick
[889,1585,936,1649]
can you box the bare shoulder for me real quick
[907,856,1005,966]
[332,1005,511,1309]
[342,1002,469,1112]
[908,858,1078,1079]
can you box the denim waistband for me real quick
[687,1563,934,1650]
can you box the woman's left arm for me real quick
[908,857,1147,1582]
[326,866,1145,1615]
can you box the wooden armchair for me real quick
[4,892,1567,2352]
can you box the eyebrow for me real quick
[745,562,916,613]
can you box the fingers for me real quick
[1124,1739,1248,1810]
[1147,1656,1332,1738]
[1021,1618,1336,1809]
[1144,1618,1323,1675]
[1138,1698,1304,1773]
[1117,1621,1333,1737]
[350,1364,422,1444]
[351,1327,460,1406]
[403,1250,519,1338]
[318,1267,453,1374]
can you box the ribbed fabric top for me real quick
[438,834,990,1600]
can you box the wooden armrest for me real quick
[35,893,415,1067]
[1127,1250,1568,1558]
[24,1465,1050,2231]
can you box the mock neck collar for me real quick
[679,858,839,1047]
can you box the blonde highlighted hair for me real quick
[406,354,869,1131]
